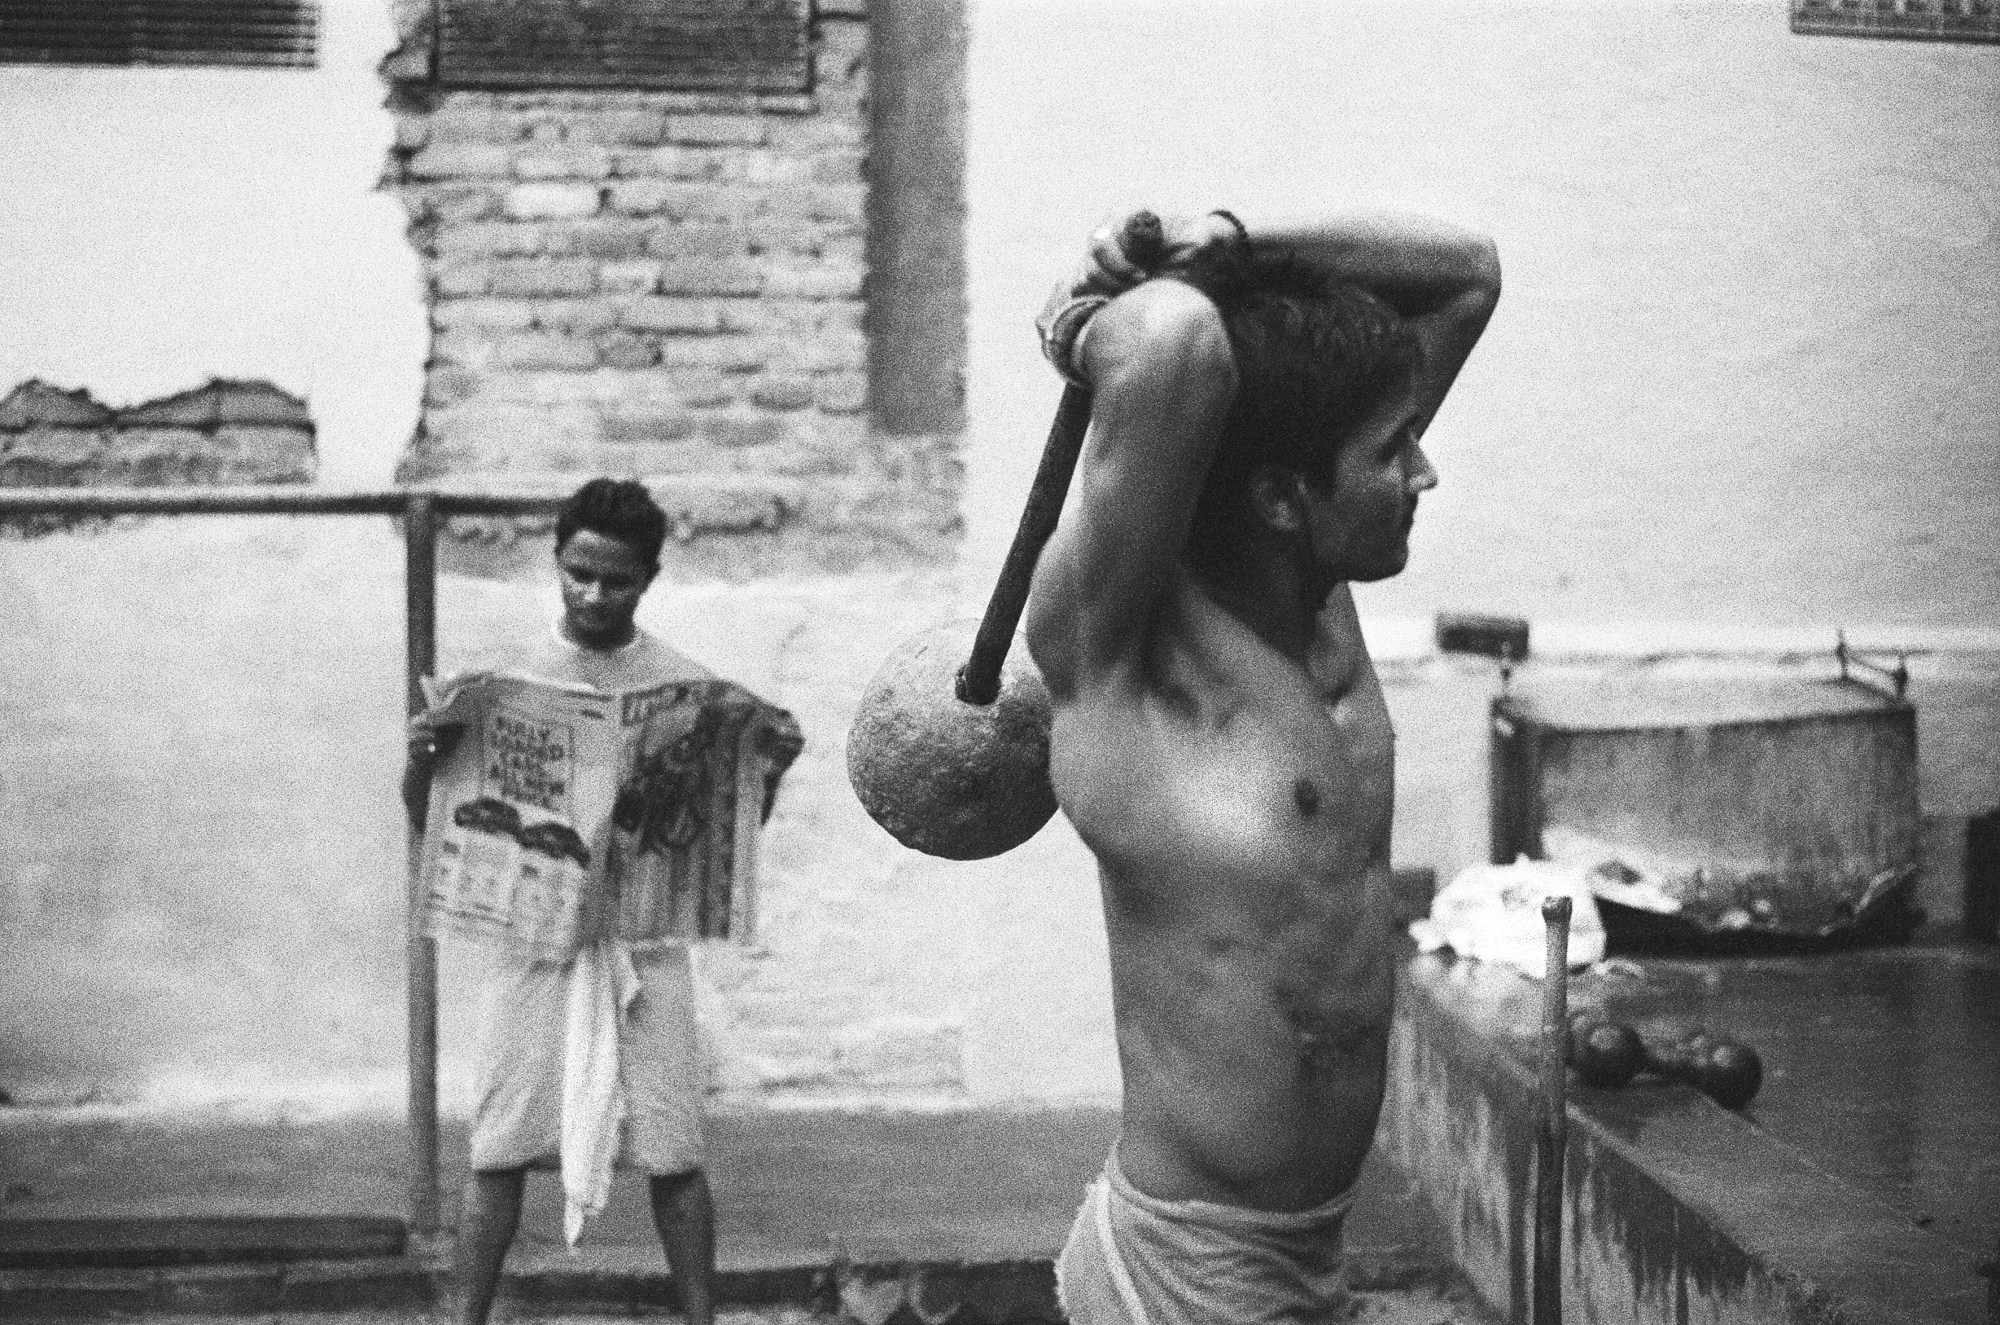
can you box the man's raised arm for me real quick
[1025,278,1238,704]
[1065,207,1500,434]
[1238,210,1501,425]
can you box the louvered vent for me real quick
[0,0,319,67]
[1791,0,2000,43]
[435,0,811,93]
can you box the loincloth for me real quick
[466,942,704,1176]
[1056,1149,1353,1324]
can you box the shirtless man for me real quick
[1027,209,1500,1321]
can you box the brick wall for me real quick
[382,0,963,576]
[0,379,317,524]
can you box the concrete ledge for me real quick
[1379,953,1991,1324]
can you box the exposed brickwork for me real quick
[383,1,962,575]
[0,380,317,528]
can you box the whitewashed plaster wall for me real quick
[964,0,1999,638]
[0,0,427,482]
[2,0,430,1109]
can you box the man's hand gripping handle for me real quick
[1036,210,1174,386]
[1036,209,1248,385]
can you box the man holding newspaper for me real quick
[405,478,802,1325]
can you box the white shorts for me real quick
[466,943,705,1175]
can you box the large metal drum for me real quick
[1490,675,1919,946]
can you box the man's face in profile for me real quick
[1298,386,1437,584]
[557,528,654,648]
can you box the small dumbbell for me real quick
[1640,1030,1763,1110]
[1566,1012,1644,1089]
[1567,1015,1764,1109]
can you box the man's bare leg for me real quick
[649,1169,716,1325]
[454,1167,526,1325]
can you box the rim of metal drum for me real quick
[1494,675,1912,736]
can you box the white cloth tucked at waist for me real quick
[560,937,642,1246]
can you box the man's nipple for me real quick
[1293,777,1320,815]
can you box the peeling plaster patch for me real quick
[0,378,319,534]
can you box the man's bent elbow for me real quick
[1443,240,1501,332]
[1471,237,1502,298]
[1083,280,1236,401]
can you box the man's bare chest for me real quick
[1051,667,1395,889]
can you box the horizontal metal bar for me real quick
[0,485,568,518]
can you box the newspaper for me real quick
[418,671,801,956]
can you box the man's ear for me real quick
[1247,464,1307,534]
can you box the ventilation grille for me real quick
[435,0,812,92]
[1791,0,2000,43]
[0,0,319,68]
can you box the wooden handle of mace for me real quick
[956,383,1095,704]
[957,211,1167,705]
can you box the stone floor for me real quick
[35,1283,1504,1324]
[0,1104,1446,1268]
[1,1099,1497,1321]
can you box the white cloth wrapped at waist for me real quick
[561,937,642,1246]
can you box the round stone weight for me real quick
[845,618,1058,860]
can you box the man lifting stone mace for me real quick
[848,205,1501,1320]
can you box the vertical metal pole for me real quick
[1534,895,1573,1325]
[405,495,441,1234]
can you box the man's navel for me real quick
[1293,777,1320,816]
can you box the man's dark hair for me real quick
[555,478,668,570]
[1173,246,1420,512]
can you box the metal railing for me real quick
[0,483,573,1233]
